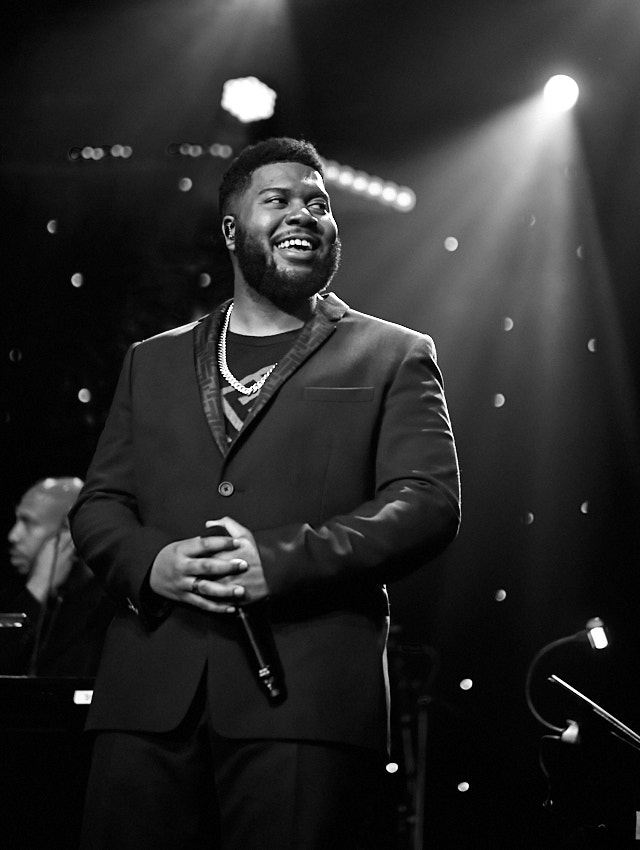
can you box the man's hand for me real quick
[150,526,258,614]
[26,530,76,604]
[202,517,270,606]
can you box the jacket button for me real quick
[218,481,234,497]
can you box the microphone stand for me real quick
[549,674,640,755]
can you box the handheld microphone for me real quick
[203,525,285,703]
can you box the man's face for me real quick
[228,161,341,309]
[7,490,61,576]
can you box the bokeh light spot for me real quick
[444,236,459,252]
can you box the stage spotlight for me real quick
[395,188,416,211]
[337,167,355,187]
[221,76,276,123]
[366,179,383,198]
[543,75,579,112]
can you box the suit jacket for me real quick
[70,293,460,752]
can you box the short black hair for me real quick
[218,137,324,215]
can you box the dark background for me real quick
[2,1,640,846]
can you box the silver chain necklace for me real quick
[217,302,277,396]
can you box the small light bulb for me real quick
[586,617,608,650]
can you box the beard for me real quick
[9,550,31,575]
[234,224,341,310]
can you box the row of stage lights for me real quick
[166,148,416,212]
[68,144,133,161]
[322,160,416,212]
[66,142,236,161]
[65,141,417,213]
[166,142,234,159]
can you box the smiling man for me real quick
[226,158,341,313]
[70,137,461,849]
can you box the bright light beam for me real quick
[543,75,580,113]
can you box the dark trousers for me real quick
[81,684,391,850]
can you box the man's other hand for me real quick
[150,530,251,613]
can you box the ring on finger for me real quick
[192,576,204,596]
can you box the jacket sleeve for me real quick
[255,335,461,596]
[69,344,174,613]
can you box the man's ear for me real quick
[222,216,236,251]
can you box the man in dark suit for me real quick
[70,137,461,849]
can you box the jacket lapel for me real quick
[240,294,346,432]
[193,301,230,457]
[194,294,348,457]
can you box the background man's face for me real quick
[8,490,63,575]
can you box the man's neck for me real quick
[229,287,317,336]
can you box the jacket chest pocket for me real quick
[303,386,374,402]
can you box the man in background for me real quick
[1,477,114,676]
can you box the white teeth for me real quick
[277,238,313,250]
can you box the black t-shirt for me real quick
[222,329,299,442]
